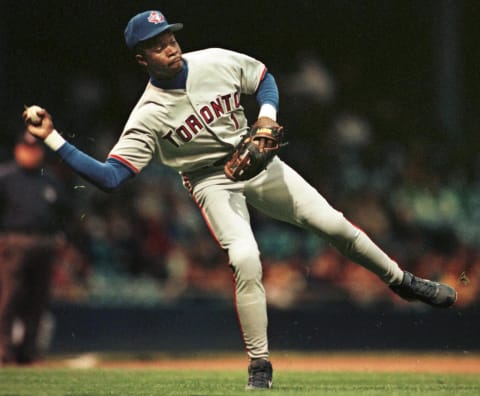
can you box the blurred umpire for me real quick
[0,131,70,365]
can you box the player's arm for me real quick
[55,142,135,192]
[255,72,279,121]
[23,107,134,192]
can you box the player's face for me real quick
[136,32,183,80]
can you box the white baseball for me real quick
[25,105,44,125]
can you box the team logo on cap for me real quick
[148,11,164,24]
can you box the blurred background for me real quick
[1,0,479,354]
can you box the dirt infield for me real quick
[47,352,480,374]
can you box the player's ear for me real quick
[135,54,148,67]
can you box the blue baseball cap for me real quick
[124,10,183,50]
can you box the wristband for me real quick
[43,129,66,151]
[258,103,277,121]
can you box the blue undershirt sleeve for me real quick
[57,142,135,192]
[256,72,279,110]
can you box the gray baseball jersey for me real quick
[109,48,265,173]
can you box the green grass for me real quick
[0,368,479,396]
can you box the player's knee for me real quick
[301,204,353,239]
[228,241,262,281]
[322,217,364,254]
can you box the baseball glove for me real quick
[224,117,284,181]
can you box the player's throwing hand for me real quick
[22,105,54,140]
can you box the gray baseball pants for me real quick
[184,156,403,359]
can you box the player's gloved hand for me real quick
[224,117,284,181]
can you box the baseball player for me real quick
[23,10,457,390]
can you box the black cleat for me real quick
[246,358,273,390]
[390,271,457,308]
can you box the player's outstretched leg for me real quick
[246,358,273,390]
[390,271,457,308]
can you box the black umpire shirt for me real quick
[0,162,69,234]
